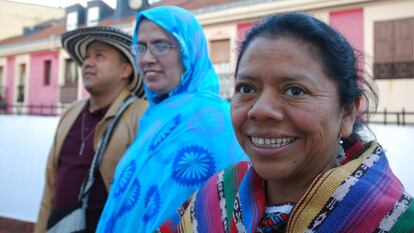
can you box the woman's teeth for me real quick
[251,136,295,148]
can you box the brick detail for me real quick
[0,217,34,233]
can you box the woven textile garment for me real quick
[160,141,414,233]
[96,6,247,233]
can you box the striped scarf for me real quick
[160,141,414,233]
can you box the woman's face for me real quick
[231,37,356,184]
[137,20,184,96]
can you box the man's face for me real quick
[82,41,131,95]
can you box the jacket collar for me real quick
[102,87,131,120]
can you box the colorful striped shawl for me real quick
[160,142,414,233]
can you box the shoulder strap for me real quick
[78,94,138,204]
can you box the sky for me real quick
[8,0,117,8]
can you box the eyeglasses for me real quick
[131,42,178,57]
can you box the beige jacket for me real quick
[34,88,148,233]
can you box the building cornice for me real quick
[0,36,61,57]
[0,22,134,57]
[196,0,382,25]
[0,0,386,56]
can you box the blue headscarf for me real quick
[133,6,220,104]
[97,6,247,233]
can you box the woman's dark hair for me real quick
[235,12,378,143]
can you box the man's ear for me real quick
[340,96,362,137]
[121,63,133,80]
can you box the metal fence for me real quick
[1,103,414,125]
[367,109,414,126]
[0,103,68,116]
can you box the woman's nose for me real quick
[141,48,157,63]
[247,92,284,122]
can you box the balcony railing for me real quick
[374,61,414,79]
[0,103,68,116]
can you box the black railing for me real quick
[0,103,68,116]
[0,104,413,125]
[367,109,414,126]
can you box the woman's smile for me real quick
[250,136,296,148]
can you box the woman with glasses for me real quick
[96,6,247,233]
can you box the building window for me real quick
[374,18,414,79]
[66,12,78,31]
[17,64,26,103]
[65,59,78,86]
[0,66,4,100]
[0,66,3,85]
[44,60,51,86]
[210,39,233,99]
[87,7,99,27]
[210,39,230,64]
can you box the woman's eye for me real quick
[237,84,255,94]
[285,86,305,96]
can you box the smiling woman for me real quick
[157,12,414,233]
[232,36,347,190]
[135,20,184,98]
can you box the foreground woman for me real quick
[160,12,414,232]
[96,6,247,233]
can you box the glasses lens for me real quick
[152,42,170,55]
[132,44,146,56]
[138,44,147,56]
[130,44,138,56]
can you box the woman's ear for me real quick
[340,96,362,137]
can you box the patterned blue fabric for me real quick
[96,6,247,233]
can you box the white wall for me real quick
[0,115,58,222]
[369,124,414,195]
[0,116,413,222]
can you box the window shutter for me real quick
[374,18,414,79]
[374,21,393,79]
[394,18,413,62]
[394,18,414,78]
[210,39,230,64]
[375,20,394,63]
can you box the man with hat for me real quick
[34,26,147,233]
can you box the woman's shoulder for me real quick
[124,98,149,116]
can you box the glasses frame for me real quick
[131,42,179,57]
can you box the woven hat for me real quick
[61,26,144,97]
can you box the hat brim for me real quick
[61,26,144,97]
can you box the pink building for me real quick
[28,51,60,115]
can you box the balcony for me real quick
[374,61,414,79]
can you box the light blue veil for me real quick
[96,6,247,233]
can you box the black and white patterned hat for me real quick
[61,26,144,97]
